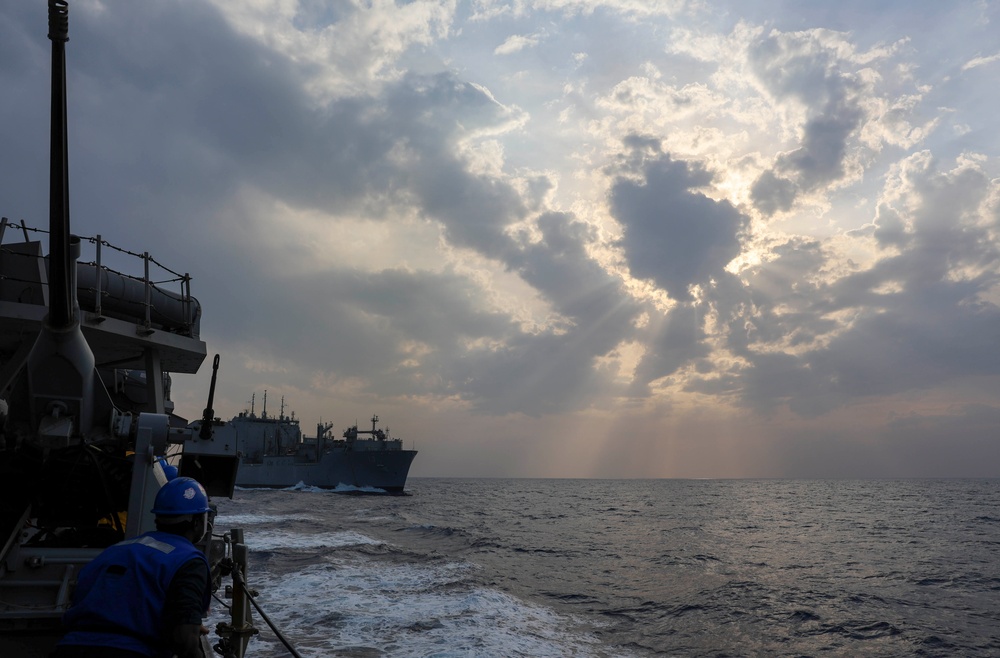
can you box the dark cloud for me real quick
[3,2,316,239]
[749,171,798,216]
[747,30,868,215]
[0,4,54,224]
[451,212,646,416]
[609,138,748,301]
[871,203,909,248]
[378,73,529,255]
[1,2,546,413]
[291,267,522,399]
[728,239,835,356]
[507,213,617,320]
[6,2,525,249]
[628,301,710,397]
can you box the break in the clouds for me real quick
[2,0,999,477]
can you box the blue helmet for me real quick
[157,458,179,481]
[151,477,210,516]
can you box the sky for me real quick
[2,0,1000,479]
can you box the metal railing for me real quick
[0,217,196,336]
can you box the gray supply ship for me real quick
[196,396,417,493]
[0,4,271,656]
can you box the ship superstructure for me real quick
[0,4,257,656]
[197,395,417,493]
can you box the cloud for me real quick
[628,301,710,397]
[455,211,646,416]
[747,29,875,214]
[532,0,687,18]
[962,52,1000,70]
[208,0,456,99]
[609,137,748,302]
[720,152,1000,416]
[3,0,999,477]
[494,34,540,55]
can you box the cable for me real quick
[212,591,231,612]
[231,570,305,658]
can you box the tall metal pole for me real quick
[48,0,73,330]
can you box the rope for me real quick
[230,569,305,658]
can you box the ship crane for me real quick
[316,421,336,440]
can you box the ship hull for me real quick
[235,449,417,493]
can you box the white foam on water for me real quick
[234,527,384,552]
[233,482,387,494]
[274,482,389,494]
[331,483,388,494]
[284,482,328,493]
[212,557,626,658]
[214,512,319,526]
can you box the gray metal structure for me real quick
[0,3,257,656]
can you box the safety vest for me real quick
[60,531,210,657]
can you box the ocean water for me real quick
[209,478,1000,657]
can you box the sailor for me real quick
[52,477,213,658]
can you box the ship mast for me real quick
[25,0,109,443]
[48,0,72,329]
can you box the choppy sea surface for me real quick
[210,478,1000,657]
